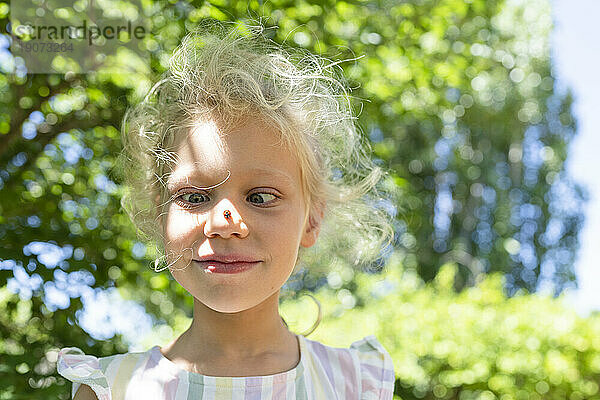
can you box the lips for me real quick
[192,254,262,274]
[193,259,260,274]
[194,254,261,263]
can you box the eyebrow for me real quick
[167,167,294,190]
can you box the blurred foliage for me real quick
[0,0,588,398]
[96,257,600,400]
[307,259,600,400]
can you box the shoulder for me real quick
[301,334,395,399]
[56,346,151,400]
[349,335,395,400]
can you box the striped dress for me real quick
[56,334,395,399]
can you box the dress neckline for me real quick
[151,333,306,386]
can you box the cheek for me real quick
[261,209,306,249]
[260,208,302,234]
[164,209,200,244]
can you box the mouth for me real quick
[193,260,261,274]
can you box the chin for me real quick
[195,295,259,314]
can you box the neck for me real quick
[163,290,298,367]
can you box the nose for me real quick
[203,202,249,239]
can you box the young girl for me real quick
[56,20,396,400]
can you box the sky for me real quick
[551,0,600,316]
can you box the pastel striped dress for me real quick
[56,334,395,399]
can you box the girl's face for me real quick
[161,116,320,313]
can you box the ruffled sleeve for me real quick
[56,347,112,400]
[350,335,395,400]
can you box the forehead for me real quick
[167,117,301,187]
[167,165,295,189]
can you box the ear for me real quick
[300,200,325,248]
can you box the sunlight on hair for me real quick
[113,19,396,279]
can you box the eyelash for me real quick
[172,190,281,209]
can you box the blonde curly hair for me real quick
[114,19,395,282]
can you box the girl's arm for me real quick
[73,384,99,400]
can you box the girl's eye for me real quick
[177,192,209,206]
[247,192,278,205]
[174,191,279,208]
